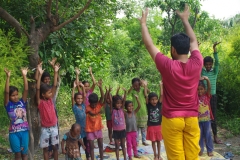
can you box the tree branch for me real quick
[171,15,177,35]
[46,0,53,19]
[0,7,30,38]
[52,0,92,32]
[192,8,199,30]
[30,16,36,34]
[56,0,59,15]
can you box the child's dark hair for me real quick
[70,123,81,132]
[148,92,158,100]
[89,93,98,103]
[203,56,214,64]
[9,86,18,97]
[171,33,190,54]
[131,78,140,85]
[82,80,89,85]
[112,95,122,108]
[125,100,132,109]
[41,71,51,82]
[40,83,52,98]
[198,80,206,88]
[74,92,82,100]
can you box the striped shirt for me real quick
[201,52,219,95]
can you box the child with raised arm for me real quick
[82,67,97,106]
[125,95,141,160]
[201,42,222,144]
[61,123,86,160]
[127,78,148,146]
[85,79,104,160]
[139,4,203,159]
[4,68,29,160]
[36,63,60,160]
[109,88,127,160]
[198,76,214,157]
[145,82,163,160]
[71,68,90,159]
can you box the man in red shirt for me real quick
[139,5,202,160]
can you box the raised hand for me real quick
[159,80,163,86]
[97,79,103,87]
[54,63,61,72]
[89,67,92,74]
[75,67,80,75]
[138,8,148,25]
[79,82,84,88]
[134,94,139,99]
[213,42,221,48]
[109,86,113,92]
[48,57,57,67]
[73,80,77,88]
[122,88,127,92]
[21,67,29,76]
[4,68,11,77]
[37,63,44,75]
[176,4,190,21]
[200,76,208,80]
[141,79,148,87]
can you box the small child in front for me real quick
[61,123,86,160]
[198,76,214,156]
[85,79,104,160]
[36,63,60,160]
[145,82,163,160]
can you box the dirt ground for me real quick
[1,119,240,159]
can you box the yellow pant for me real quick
[162,116,200,160]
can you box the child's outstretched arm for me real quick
[134,95,141,114]
[109,91,113,113]
[127,86,133,95]
[4,68,11,106]
[80,82,86,103]
[159,81,163,103]
[21,67,29,103]
[51,63,60,98]
[72,81,77,107]
[116,85,120,95]
[143,82,148,104]
[75,68,81,93]
[176,4,199,52]
[89,67,97,92]
[48,57,57,69]
[78,139,86,150]
[213,42,220,74]
[61,139,66,154]
[36,63,44,106]
[203,76,211,96]
[122,88,127,109]
[98,79,104,104]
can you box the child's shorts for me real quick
[106,120,112,129]
[146,125,162,141]
[86,130,103,140]
[9,130,29,154]
[113,129,126,139]
[40,125,59,148]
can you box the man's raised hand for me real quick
[138,8,148,25]
[176,4,190,21]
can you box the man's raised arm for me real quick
[176,4,199,52]
[139,9,160,61]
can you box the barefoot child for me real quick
[198,76,214,156]
[85,79,104,160]
[125,95,141,160]
[36,63,60,160]
[145,82,163,160]
[4,68,29,160]
[71,68,90,159]
[109,88,127,160]
[61,123,86,160]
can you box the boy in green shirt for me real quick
[201,42,222,144]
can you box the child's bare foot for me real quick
[208,152,214,157]
[158,156,163,160]
[134,155,141,158]
[129,156,132,160]
[154,155,158,160]
[199,151,203,156]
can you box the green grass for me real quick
[217,112,240,135]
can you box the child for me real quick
[71,68,90,159]
[82,67,97,107]
[125,95,141,160]
[61,123,86,160]
[85,79,104,160]
[145,82,163,160]
[198,76,214,156]
[104,86,113,145]
[36,63,60,160]
[4,68,29,160]
[109,88,127,160]
[201,42,222,144]
[128,78,148,145]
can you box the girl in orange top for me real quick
[85,79,104,160]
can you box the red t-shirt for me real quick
[38,99,57,127]
[155,50,203,118]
